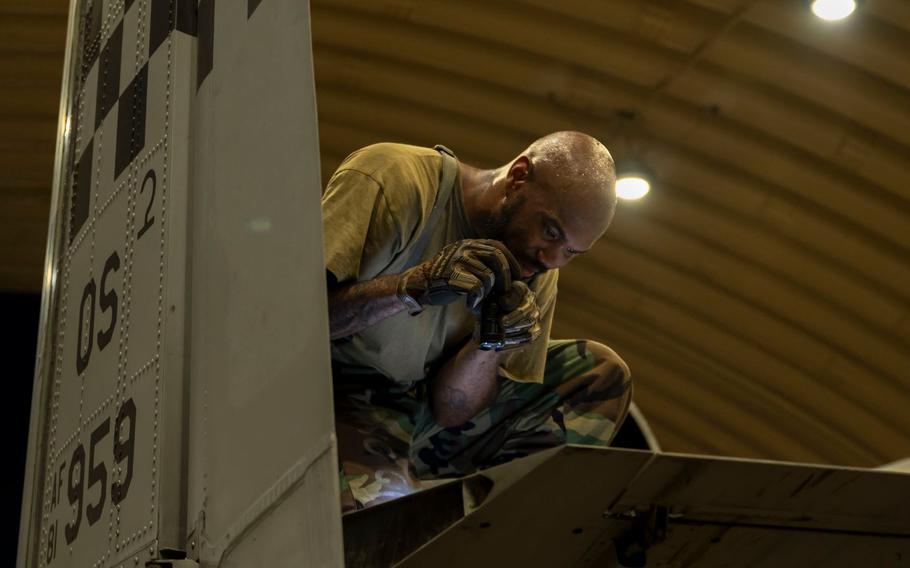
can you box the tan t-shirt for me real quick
[322,143,558,388]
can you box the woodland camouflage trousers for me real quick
[334,339,632,512]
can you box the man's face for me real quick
[485,184,604,280]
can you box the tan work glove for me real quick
[397,239,520,315]
[476,280,542,351]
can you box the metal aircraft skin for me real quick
[18,2,341,567]
[346,445,910,568]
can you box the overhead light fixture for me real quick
[615,164,652,201]
[616,175,650,200]
[606,110,653,201]
[811,0,856,21]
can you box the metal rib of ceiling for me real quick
[310,0,910,466]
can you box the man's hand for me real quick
[398,239,520,314]
[476,281,542,351]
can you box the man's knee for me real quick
[584,340,633,423]
[585,341,631,388]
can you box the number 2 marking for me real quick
[137,169,156,240]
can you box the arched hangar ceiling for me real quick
[310,0,910,467]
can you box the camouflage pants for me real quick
[334,339,632,512]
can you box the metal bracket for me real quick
[607,505,669,568]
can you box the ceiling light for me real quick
[616,175,650,200]
[615,161,652,201]
[811,0,856,21]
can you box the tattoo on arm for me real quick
[328,274,407,340]
[438,385,470,416]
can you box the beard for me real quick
[484,193,526,244]
[483,194,538,278]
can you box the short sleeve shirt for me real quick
[322,143,558,388]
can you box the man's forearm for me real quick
[431,338,503,428]
[328,274,408,340]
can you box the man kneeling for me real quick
[322,132,632,511]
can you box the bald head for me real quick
[520,131,617,237]
[460,131,617,277]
